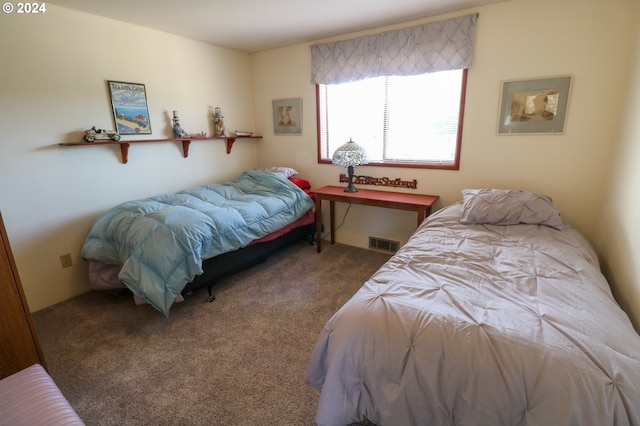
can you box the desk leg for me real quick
[417,206,432,227]
[315,197,322,253]
[329,201,335,245]
[417,208,426,227]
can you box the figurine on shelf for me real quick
[213,107,226,137]
[172,110,189,138]
[189,131,207,139]
[83,126,120,142]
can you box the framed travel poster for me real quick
[107,80,152,135]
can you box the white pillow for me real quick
[459,189,565,230]
[259,167,298,178]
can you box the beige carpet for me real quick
[33,241,391,426]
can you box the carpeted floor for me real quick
[32,241,391,426]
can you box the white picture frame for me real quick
[497,75,572,135]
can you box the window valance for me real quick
[310,13,478,85]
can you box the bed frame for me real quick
[182,221,314,302]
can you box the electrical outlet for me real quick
[60,253,73,268]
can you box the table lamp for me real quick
[332,138,369,192]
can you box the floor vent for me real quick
[369,236,400,253]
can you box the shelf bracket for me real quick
[226,137,237,154]
[119,143,130,164]
[181,140,191,158]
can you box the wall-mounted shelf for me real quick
[58,135,261,163]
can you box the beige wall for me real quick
[0,5,259,311]
[1,0,639,330]
[251,0,640,326]
[597,2,640,329]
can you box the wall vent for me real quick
[369,236,400,253]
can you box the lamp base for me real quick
[344,165,358,192]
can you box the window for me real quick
[317,69,467,170]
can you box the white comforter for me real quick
[306,203,640,426]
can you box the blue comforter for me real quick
[81,170,315,315]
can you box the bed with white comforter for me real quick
[306,189,640,426]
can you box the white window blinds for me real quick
[310,14,478,85]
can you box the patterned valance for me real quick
[310,14,478,84]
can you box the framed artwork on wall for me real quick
[497,75,572,135]
[272,98,302,135]
[107,80,152,135]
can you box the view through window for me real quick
[317,69,467,169]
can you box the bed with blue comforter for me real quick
[81,170,315,315]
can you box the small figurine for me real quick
[213,107,226,137]
[172,111,189,138]
[190,131,207,139]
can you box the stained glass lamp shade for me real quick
[332,138,369,192]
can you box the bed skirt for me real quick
[88,213,314,304]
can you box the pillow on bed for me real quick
[287,177,314,201]
[288,177,311,190]
[459,189,565,229]
[259,167,298,178]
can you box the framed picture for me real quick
[497,75,572,135]
[272,98,302,135]
[107,80,152,135]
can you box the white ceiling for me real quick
[47,0,510,53]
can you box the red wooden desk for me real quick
[311,186,439,253]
